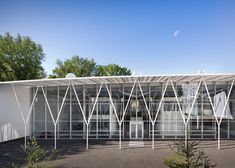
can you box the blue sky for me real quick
[1,0,235,75]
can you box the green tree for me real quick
[0,33,45,81]
[164,140,216,168]
[49,56,132,78]
[11,138,57,168]
[49,56,97,78]
[96,64,131,76]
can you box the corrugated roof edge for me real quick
[0,73,235,86]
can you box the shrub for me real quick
[12,138,57,168]
[164,140,216,168]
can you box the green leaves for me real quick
[164,140,216,168]
[49,56,131,78]
[21,138,57,168]
[49,56,97,78]
[0,33,45,81]
[0,32,132,80]
[96,64,131,76]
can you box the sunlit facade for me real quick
[1,74,235,149]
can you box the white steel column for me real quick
[203,78,234,150]
[70,85,72,139]
[218,80,234,149]
[106,81,136,149]
[151,79,169,148]
[170,80,185,125]
[122,84,125,139]
[86,84,103,149]
[218,123,220,149]
[109,86,112,139]
[54,125,57,149]
[138,81,153,124]
[153,80,169,124]
[71,83,89,148]
[45,88,47,139]
[86,124,89,149]
[83,85,86,139]
[57,86,60,139]
[137,81,155,149]
[12,84,39,149]
[96,85,99,139]
[119,123,121,149]
[185,124,187,147]
[152,124,154,149]
[41,83,70,149]
[105,83,121,148]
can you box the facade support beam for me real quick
[119,123,121,149]
[106,81,136,149]
[153,79,169,124]
[12,84,39,148]
[86,124,89,150]
[203,78,234,150]
[85,84,103,149]
[152,124,154,149]
[218,123,220,150]
[185,124,187,147]
[41,83,70,149]
[170,80,185,125]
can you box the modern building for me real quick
[0,74,235,149]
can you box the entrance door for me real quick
[130,122,143,139]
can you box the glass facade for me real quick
[32,80,235,140]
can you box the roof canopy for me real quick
[0,73,235,87]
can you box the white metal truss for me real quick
[203,77,235,149]
[151,78,169,149]
[137,81,154,125]
[219,80,234,124]
[3,73,235,88]
[185,78,202,124]
[120,81,136,124]
[153,78,169,124]
[12,84,39,148]
[86,83,103,149]
[55,84,70,124]
[137,81,155,149]
[87,84,103,125]
[41,83,70,149]
[202,77,219,124]
[170,79,186,125]
[12,84,26,124]
[41,85,56,125]
[71,83,88,125]
[105,81,136,149]
[105,84,120,124]
[9,76,235,151]
[70,83,103,149]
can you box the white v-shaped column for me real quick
[203,77,234,149]
[180,79,202,146]
[71,83,103,149]
[105,81,137,149]
[137,80,156,149]
[123,78,173,149]
[12,84,39,148]
[41,83,70,149]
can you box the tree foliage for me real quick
[96,64,131,76]
[49,56,131,78]
[0,33,45,81]
[49,56,97,78]
[12,138,57,168]
[164,140,216,168]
